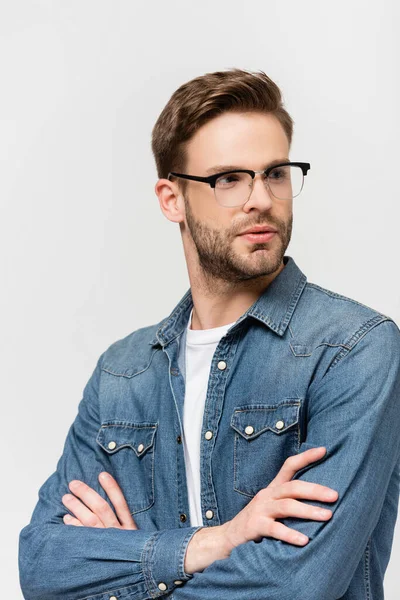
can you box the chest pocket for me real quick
[230,402,300,497]
[96,420,157,515]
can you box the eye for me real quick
[215,172,245,188]
[268,166,288,181]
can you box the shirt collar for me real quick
[148,255,307,348]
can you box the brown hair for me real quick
[151,68,294,195]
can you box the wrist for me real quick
[184,523,232,575]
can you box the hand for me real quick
[61,472,137,530]
[184,446,339,574]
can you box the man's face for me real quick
[179,111,293,283]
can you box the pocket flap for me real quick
[231,402,300,440]
[96,421,157,457]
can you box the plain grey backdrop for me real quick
[2,1,399,597]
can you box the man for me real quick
[19,68,400,600]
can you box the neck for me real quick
[188,260,286,330]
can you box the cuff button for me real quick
[158,582,167,591]
[174,580,183,585]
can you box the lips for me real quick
[239,226,277,235]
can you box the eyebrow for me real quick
[205,158,290,175]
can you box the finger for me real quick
[62,492,105,527]
[269,447,328,487]
[65,478,123,528]
[269,479,339,502]
[268,521,309,546]
[63,514,84,526]
[98,472,138,529]
[271,498,333,521]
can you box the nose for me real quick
[242,173,273,213]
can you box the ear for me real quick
[154,178,185,225]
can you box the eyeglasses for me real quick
[168,161,311,207]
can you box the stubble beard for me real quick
[183,195,293,285]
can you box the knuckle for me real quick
[253,490,266,505]
[289,480,305,495]
[284,455,296,467]
[96,500,111,518]
[86,515,99,527]
[279,498,292,514]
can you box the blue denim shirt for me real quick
[19,255,400,600]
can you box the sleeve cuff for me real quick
[142,526,204,597]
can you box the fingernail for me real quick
[69,480,80,488]
[296,534,308,544]
[64,514,72,521]
[327,490,338,498]
[100,472,110,480]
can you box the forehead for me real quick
[185,111,289,171]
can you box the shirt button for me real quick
[217,360,227,370]
[174,580,184,585]
[107,441,117,450]
[109,596,118,600]
[205,430,213,440]
[275,420,285,430]
[245,425,254,435]
[180,513,187,522]
[158,582,167,591]
[137,443,144,453]
[177,435,182,444]
[205,509,214,519]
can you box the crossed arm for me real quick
[19,319,400,600]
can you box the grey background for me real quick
[1,1,399,597]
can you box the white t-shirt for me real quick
[183,307,236,527]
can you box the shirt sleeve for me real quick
[169,318,400,600]
[18,352,203,600]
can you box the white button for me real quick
[107,441,117,450]
[217,360,227,370]
[137,443,144,453]
[109,596,117,600]
[158,582,167,591]
[205,431,213,440]
[275,420,285,430]
[245,425,254,435]
[205,509,214,519]
[174,580,183,585]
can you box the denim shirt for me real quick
[19,255,400,600]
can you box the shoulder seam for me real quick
[327,315,394,371]
[306,282,390,319]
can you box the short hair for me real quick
[151,68,294,195]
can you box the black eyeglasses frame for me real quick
[167,161,311,189]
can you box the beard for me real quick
[183,194,292,284]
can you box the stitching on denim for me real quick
[327,315,390,371]
[232,408,300,497]
[141,531,162,599]
[279,272,308,334]
[363,537,371,600]
[306,283,391,317]
[159,292,193,344]
[178,526,204,579]
[200,324,244,519]
[290,341,352,358]
[75,580,144,600]
[95,422,157,516]
[101,346,160,378]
